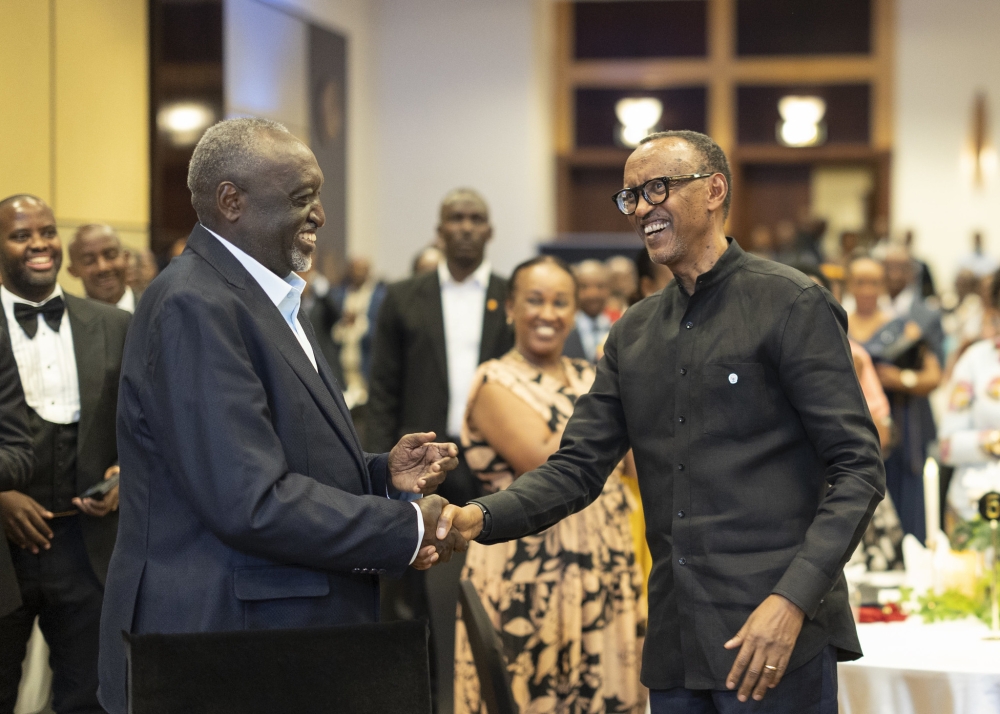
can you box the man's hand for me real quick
[389,432,459,495]
[412,495,468,570]
[72,465,120,517]
[436,504,485,543]
[724,594,805,702]
[0,491,54,554]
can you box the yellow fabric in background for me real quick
[622,474,652,600]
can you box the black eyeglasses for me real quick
[611,173,714,215]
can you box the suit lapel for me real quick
[187,227,369,481]
[422,272,449,386]
[66,296,104,454]
[479,275,507,364]
[298,314,370,489]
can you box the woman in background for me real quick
[939,268,1000,523]
[454,256,644,714]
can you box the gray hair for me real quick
[640,130,733,218]
[187,117,291,221]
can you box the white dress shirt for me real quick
[1,284,81,424]
[206,227,317,371]
[206,227,423,561]
[440,260,490,437]
[116,286,136,313]
[575,310,612,363]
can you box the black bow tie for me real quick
[14,296,65,338]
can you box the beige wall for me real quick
[0,0,148,295]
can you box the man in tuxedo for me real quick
[67,225,136,312]
[0,195,129,714]
[97,118,464,714]
[439,131,884,714]
[0,326,33,622]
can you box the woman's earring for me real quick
[506,317,513,325]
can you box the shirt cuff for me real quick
[409,501,424,565]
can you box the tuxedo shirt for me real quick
[115,287,136,314]
[1,285,80,424]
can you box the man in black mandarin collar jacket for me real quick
[439,131,884,713]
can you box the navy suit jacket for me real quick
[98,225,418,714]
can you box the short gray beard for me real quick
[289,247,312,272]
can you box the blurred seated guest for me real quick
[454,256,643,714]
[748,224,775,260]
[773,219,818,268]
[942,269,986,351]
[882,243,944,361]
[957,231,999,278]
[846,256,942,543]
[794,210,827,267]
[605,255,637,317]
[331,256,385,409]
[412,245,443,276]
[939,270,1000,523]
[902,230,937,300]
[126,248,159,298]
[563,259,611,363]
[67,224,134,312]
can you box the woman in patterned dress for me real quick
[454,256,645,714]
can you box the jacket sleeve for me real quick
[473,322,631,542]
[366,285,404,453]
[0,325,33,492]
[143,291,418,577]
[770,287,885,618]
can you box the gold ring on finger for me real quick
[764,665,778,672]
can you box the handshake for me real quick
[386,432,488,571]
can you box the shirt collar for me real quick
[438,259,491,289]
[203,225,306,311]
[678,237,746,296]
[1,283,65,309]
[116,286,136,312]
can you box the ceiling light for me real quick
[616,98,663,148]
[776,96,827,147]
[157,102,216,147]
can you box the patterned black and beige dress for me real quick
[454,351,645,714]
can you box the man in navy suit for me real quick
[97,117,465,714]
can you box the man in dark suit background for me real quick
[97,118,463,714]
[0,195,129,714]
[367,188,512,711]
[0,326,34,622]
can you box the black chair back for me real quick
[124,620,431,713]
[457,579,518,714]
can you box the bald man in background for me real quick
[564,259,613,363]
[67,225,135,313]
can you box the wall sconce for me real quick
[157,101,216,147]
[964,92,996,188]
[616,97,663,148]
[776,96,826,147]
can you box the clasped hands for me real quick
[387,432,470,570]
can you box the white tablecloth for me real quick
[838,619,1000,714]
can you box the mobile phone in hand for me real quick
[78,474,120,501]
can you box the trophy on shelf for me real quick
[982,491,1000,640]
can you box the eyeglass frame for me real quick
[611,173,715,216]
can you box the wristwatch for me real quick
[900,369,918,389]
[470,501,492,541]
